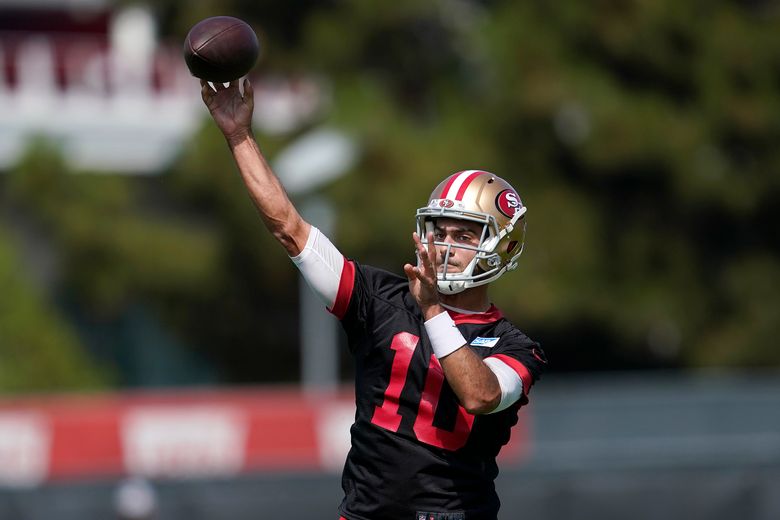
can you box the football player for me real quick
[201,79,547,520]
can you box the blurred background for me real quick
[1,0,779,518]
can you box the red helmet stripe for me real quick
[454,170,484,200]
[440,170,485,200]
[439,170,466,200]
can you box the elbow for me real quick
[271,215,309,256]
[273,227,300,255]
[461,388,502,415]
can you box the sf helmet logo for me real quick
[496,189,522,217]
[438,199,455,208]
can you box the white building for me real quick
[0,0,326,174]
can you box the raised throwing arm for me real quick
[201,79,310,256]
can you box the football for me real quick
[183,16,260,83]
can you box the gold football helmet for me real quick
[415,170,527,294]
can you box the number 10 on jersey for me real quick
[371,332,475,451]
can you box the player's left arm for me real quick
[436,343,504,414]
[404,232,523,415]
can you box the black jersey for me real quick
[329,261,546,520]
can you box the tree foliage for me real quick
[2,0,779,392]
[0,222,108,392]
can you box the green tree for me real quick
[0,224,107,392]
[4,0,779,391]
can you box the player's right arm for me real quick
[201,78,310,256]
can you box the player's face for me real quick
[432,218,481,272]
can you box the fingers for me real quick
[412,231,423,252]
[243,78,254,109]
[403,263,420,282]
[414,233,435,267]
[200,79,250,108]
[412,232,426,264]
[200,79,213,101]
[412,232,437,279]
[425,231,438,271]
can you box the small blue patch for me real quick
[470,336,500,348]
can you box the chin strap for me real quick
[437,279,466,295]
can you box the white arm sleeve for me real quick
[483,357,524,414]
[289,226,345,309]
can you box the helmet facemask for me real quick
[414,170,526,295]
[415,203,526,295]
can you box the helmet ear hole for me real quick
[506,240,519,254]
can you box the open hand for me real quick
[200,79,254,144]
[403,231,442,316]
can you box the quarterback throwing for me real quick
[200,78,546,520]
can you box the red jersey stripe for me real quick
[490,354,533,395]
[328,259,356,320]
[454,170,484,200]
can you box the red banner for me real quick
[0,387,529,487]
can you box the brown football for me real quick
[183,16,260,83]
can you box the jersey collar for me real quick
[445,304,504,324]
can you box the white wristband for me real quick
[424,311,467,359]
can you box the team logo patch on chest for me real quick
[469,336,500,347]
